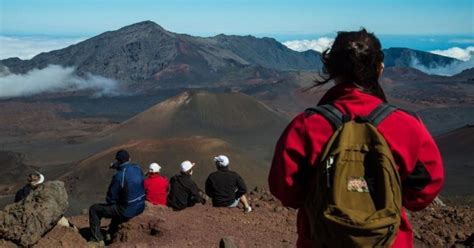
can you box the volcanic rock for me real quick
[112,205,169,244]
[410,204,473,247]
[219,236,239,248]
[0,181,68,246]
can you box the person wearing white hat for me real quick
[180,160,195,174]
[14,171,45,202]
[14,171,79,235]
[149,162,162,173]
[167,160,206,210]
[144,162,169,206]
[205,155,252,213]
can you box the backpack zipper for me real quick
[380,225,395,246]
[326,156,334,188]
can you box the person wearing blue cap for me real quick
[88,150,145,246]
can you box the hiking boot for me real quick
[87,240,105,247]
[244,206,252,213]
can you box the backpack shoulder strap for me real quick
[305,104,345,129]
[367,103,398,127]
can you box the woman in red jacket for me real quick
[268,29,444,247]
[144,162,169,206]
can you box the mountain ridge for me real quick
[1,21,464,93]
[0,21,321,89]
[383,47,460,68]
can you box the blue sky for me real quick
[1,0,472,36]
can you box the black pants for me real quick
[89,203,127,242]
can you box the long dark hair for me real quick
[315,28,387,102]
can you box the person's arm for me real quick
[402,120,444,211]
[106,173,122,204]
[235,174,247,199]
[167,177,175,206]
[168,176,175,194]
[268,114,308,209]
[189,180,205,204]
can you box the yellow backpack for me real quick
[304,103,402,247]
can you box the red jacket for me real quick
[269,83,444,248]
[144,174,169,206]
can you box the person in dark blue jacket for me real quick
[88,150,145,245]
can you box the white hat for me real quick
[180,160,195,173]
[214,155,229,167]
[149,163,161,173]
[31,173,44,186]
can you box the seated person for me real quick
[15,172,45,202]
[144,162,169,206]
[205,155,252,213]
[15,172,78,230]
[88,150,145,246]
[167,160,205,211]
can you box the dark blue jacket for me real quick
[14,184,33,202]
[106,162,145,219]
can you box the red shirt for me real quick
[268,83,444,248]
[144,174,169,206]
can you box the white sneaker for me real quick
[244,206,252,213]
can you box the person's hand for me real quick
[110,161,118,169]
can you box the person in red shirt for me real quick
[268,29,444,248]
[144,162,169,206]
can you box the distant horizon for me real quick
[1,31,473,40]
[1,19,472,39]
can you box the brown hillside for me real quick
[98,91,289,161]
[0,151,30,195]
[436,125,474,199]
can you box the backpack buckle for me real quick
[326,156,335,188]
[342,114,351,123]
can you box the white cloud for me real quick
[0,36,86,60]
[0,65,120,98]
[283,37,334,52]
[429,46,474,61]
